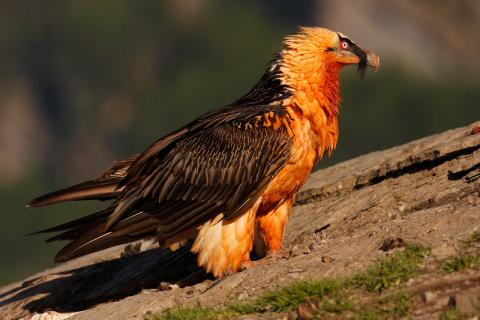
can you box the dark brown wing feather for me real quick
[109,106,293,233]
[26,154,138,208]
[42,105,293,262]
[29,60,294,262]
[27,60,290,210]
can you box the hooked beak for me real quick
[354,47,380,78]
[365,50,380,72]
[335,46,380,77]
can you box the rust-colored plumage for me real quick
[28,27,380,277]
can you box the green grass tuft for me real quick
[441,254,480,273]
[356,292,411,320]
[460,230,480,247]
[439,307,466,320]
[441,231,480,273]
[145,243,429,319]
[227,278,345,315]
[351,244,429,292]
[144,306,232,320]
[254,278,344,312]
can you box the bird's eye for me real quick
[340,41,348,49]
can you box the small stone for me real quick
[296,300,318,319]
[290,244,311,257]
[308,243,322,251]
[421,291,437,303]
[202,279,213,286]
[121,242,142,258]
[169,284,180,290]
[185,286,195,296]
[321,255,335,263]
[378,238,405,252]
[455,289,480,316]
[158,281,172,291]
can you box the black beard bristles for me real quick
[351,45,368,79]
[357,60,367,79]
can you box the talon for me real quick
[240,260,255,271]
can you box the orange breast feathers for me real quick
[279,29,344,160]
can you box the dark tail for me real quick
[26,178,122,208]
[26,154,158,262]
[30,206,158,262]
[26,154,139,208]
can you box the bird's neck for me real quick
[279,55,341,158]
[232,53,342,159]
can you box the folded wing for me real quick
[30,105,293,262]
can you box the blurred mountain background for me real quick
[0,0,478,285]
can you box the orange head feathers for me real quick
[275,27,380,157]
[280,27,380,80]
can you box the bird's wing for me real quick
[45,105,294,262]
[110,105,294,235]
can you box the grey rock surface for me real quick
[1,121,479,320]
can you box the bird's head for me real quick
[237,27,380,116]
[268,26,380,122]
[264,27,381,156]
[280,27,380,78]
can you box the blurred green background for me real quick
[0,0,479,285]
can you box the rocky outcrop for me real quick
[1,121,479,320]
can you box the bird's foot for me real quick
[240,260,255,271]
[239,256,272,271]
[239,250,290,272]
[265,249,291,260]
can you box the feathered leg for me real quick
[191,198,261,277]
[254,198,293,257]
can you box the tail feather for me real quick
[29,207,114,236]
[26,153,158,262]
[27,154,139,208]
[27,178,122,208]
[54,218,157,262]
[31,207,158,262]
[54,224,136,262]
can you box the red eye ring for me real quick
[340,41,348,49]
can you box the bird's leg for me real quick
[191,199,261,278]
[254,199,293,260]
